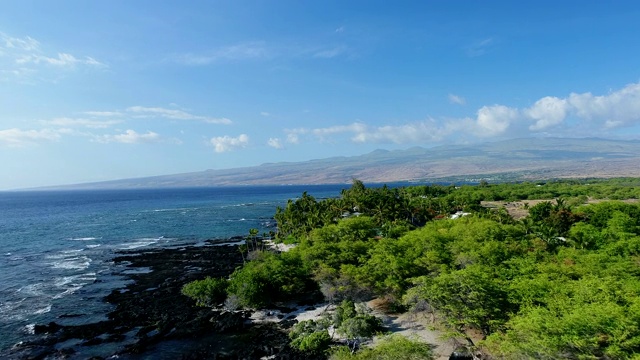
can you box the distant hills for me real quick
[42,137,640,190]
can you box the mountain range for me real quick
[42,137,640,190]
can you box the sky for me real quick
[2,1,640,190]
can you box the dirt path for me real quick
[372,311,458,359]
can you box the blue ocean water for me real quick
[0,185,345,355]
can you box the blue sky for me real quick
[2,1,640,189]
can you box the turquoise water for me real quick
[0,185,345,355]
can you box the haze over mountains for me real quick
[39,138,640,190]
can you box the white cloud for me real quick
[519,82,640,131]
[16,53,106,67]
[84,111,123,117]
[448,94,466,105]
[43,117,122,129]
[605,120,623,129]
[0,128,62,147]
[312,123,367,138]
[174,40,352,65]
[277,81,640,147]
[1,33,40,51]
[210,134,249,153]
[260,112,270,117]
[566,83,640,127]
[466,37,494,57]
[31,105,228,145]
[352,122,446,143]
[475,105,519,136]
[175,42,268,65]
[127,106,232,124]
[335,26,345,33]
[525,96,569,131]
[313,46,347,58]
[0,32,106,78]
[291,121,453,145]
[95,130,161,144]
[267,138,283,149]
[286,133,300,144]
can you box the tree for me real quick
[226,251,312,308]
[181,277,228,307]
[404,264,511,336]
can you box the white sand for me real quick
[249,303,333,323]
[262,239,296,252]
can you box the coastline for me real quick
[10,239,321,360]
[10,237,458,359]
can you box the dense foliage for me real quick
[183,178,640,358]
[330,335,435,360]
[226,250,313,308]
[180,276,228,307]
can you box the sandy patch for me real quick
[252,300,460,359]
[482,198,640,221]
[366,299,461,360]
[249,303,333,323]
[262,239,296,252]
[374,312,458,359]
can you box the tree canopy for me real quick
[183,178,640,359]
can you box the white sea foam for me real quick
[152,208,193,212]
[0,298,25,313]
[61,249,84,254]
[54,273,96,287]
[212,240,245,247]
[70,237,98,241]
[46,249,83,259]
[51,256,92,270]
[25,323,35,334]
[54,276,72,287]
[121,267,153,275]
[18,283,47,296]
[121,241,156,249]
[117,237,162,250]
[0,298,28,322]
[33,304,51,314]
[86,244,101,248]
[53,285,83,299]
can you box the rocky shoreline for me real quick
[12,239,323,360]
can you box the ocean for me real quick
[0,185,346,357]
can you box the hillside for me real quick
[41,137,640,190]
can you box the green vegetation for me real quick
[180,276,228,307]
[333,300,384,352]
[182,178,640,358]
[226,250,313,308]
[289,319,332,354]
[330,335,435,360]
[290,300,384,355]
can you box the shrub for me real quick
[330,335,434,360]
[289,320,332,354]
[181,277,228,307]
[227,251,312,308]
